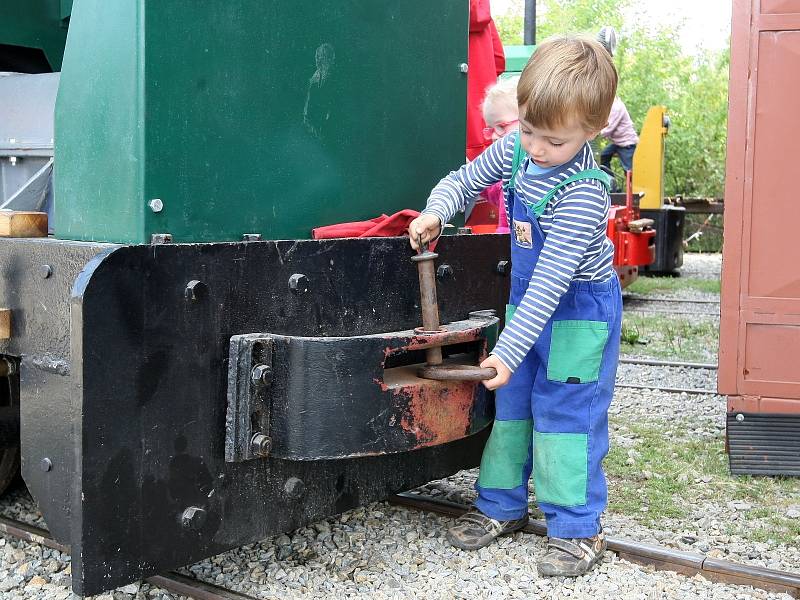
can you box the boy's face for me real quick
[518,113,600,169]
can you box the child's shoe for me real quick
[537,531,606,577]
[446,510,529,550]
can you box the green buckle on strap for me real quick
[504,134,612,218]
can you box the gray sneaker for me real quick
[537,532,607,577]
[446,510,529,550]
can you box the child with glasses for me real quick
[470,76,520,233]
[408,35,621,577]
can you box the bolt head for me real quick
[735,413,745,422]
[185,279,207,302]
[148,198,164,213]
[284,477,305,500]
[251,363,272,386]
[181,506,207,530]
[459,63,469,73]
[250,433,272,457]
[242,233,262,242]
[40,264,52,279]
[436,264,454,281]
[495,260,510,275]
[151,233,173,244]
[40,458,52,472]
[288,273,309,293]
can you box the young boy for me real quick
[408,35,621,577]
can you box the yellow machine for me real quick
[631,106,685,272]
[632,106,669,210]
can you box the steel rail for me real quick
[388,493,800,599]
[0,516,259,600]
[623,308,720,317]
[615,383,720,395]
[619,357,718,370]
[624,295,721,305]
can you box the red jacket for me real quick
[466,0,506,161]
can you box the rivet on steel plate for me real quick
[148,198,164,213]
[40,264,52,279]
[284,477,305,500]
[495,260,510,275]
[185,280,207,302]
[40,458,52,472]
[180,506,207,530]
[436,264,454,281]
[288,273,309,293]
[735,413,745,422]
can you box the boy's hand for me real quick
[408,214,441,250]
[480,355,511,390]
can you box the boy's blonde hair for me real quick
[517,35,617,132]
[482,76,520,123]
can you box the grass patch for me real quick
[619,314,718,362]
[627,276,720,295]
[606,422,727,527]
[607,419,800,545]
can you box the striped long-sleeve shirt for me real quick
[422,132,615,372]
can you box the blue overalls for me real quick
[473,152,623,540]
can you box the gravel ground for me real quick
[3,253,797,600]
[679,253,723,281]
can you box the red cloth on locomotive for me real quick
[466,0,506,161]
[311,209,421,239]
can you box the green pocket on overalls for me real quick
[478,419,532,489]
[533,431,588,506]
[546,320,609,384]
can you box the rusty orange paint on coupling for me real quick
[398,381,475,447]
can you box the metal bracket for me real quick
[225,336,273,462]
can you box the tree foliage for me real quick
[495,0,729,197]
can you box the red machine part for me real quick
[467,172,655,289]
[606,171,656,288]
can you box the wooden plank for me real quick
[0,211,48,238]
[0,309,10,340]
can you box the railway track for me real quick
[389,493,800,599]
[619,357,717,370]
[3,493,800,599]
[0,516,257,600]
[615,382,719,395]
[622,294,720,317]
[624,294,720,305]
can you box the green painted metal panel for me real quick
[0,1,69,70]
[503,45,535,75]
[54,1,143,243]
[55,1,468,243]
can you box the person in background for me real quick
[466,0,506,161]
[599,96,638,173]
[408,35,621,578]
[595,27,638,174]
[466,76,520,233]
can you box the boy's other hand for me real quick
[480,355,511,390]
[408,214,441,250]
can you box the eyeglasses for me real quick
[482,120,519,141]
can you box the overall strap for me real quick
[502,133,527,194]
[525,168,612,218]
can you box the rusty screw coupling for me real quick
[411,237,442,366]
